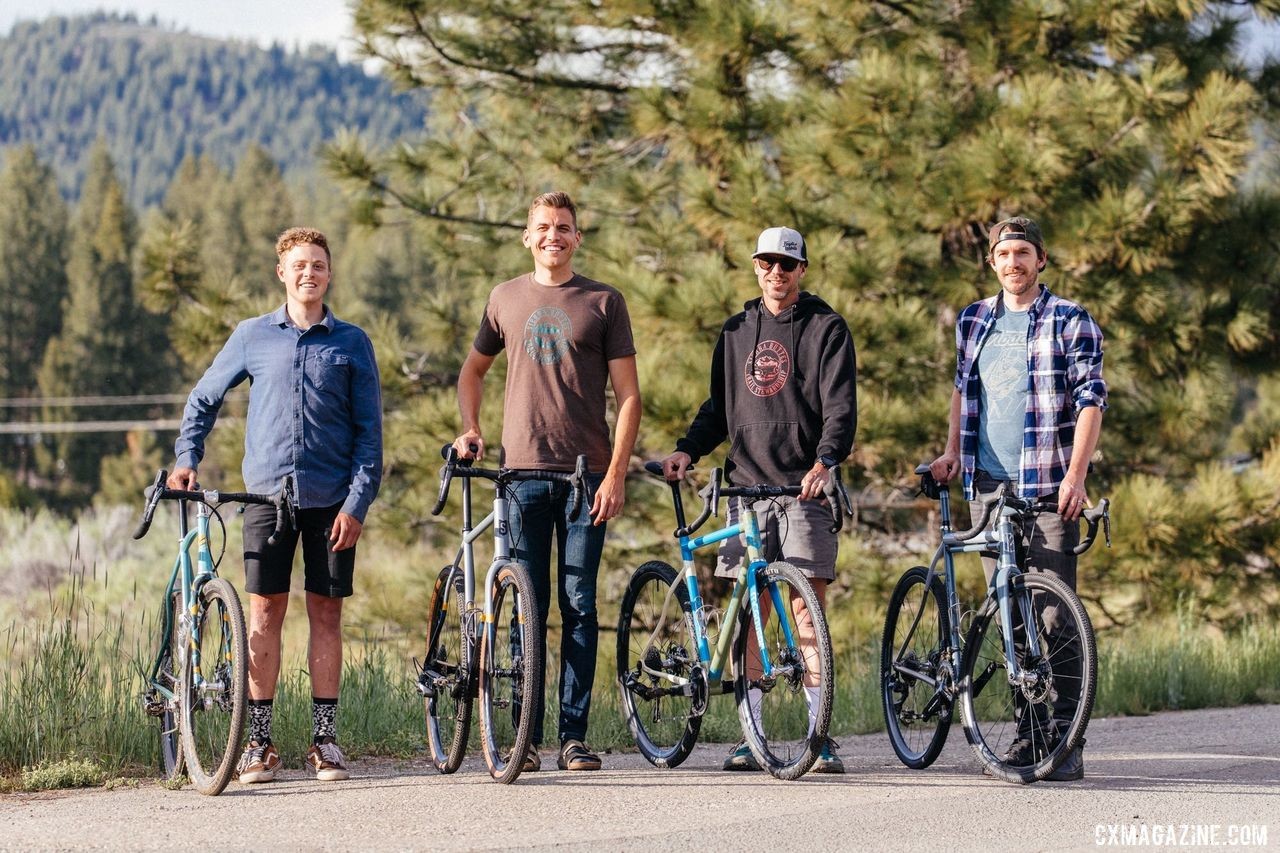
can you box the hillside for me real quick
[0,13,427,207]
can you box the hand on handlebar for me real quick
[929,451,960,484]
[659,451,692,482]
[167,467,198,490]
[799,461,831,501]
[1057,474,1090,522]
[452,430,485,461]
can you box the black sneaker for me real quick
[1045,742,1085,782]
[557,739,601,771]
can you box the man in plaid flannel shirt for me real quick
[929,216,1106,781]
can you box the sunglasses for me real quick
[755,255,802,273]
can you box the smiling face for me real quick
[989,238,1045,306]
[523,204,582,279]
[277,242,331,310]
[754,255,806,312]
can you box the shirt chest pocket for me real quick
[308,350,351,391]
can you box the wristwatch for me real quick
[818,454,838,470]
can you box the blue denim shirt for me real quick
[175,306,383,522]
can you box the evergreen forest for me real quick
[2,4,1279,632]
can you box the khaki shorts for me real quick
[715,496,838,582]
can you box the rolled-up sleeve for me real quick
[1064,308,1107,414]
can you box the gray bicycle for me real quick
[880,464,1109,783]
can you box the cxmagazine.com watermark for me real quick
[1096,824,1269,847]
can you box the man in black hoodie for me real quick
[660,226,858,773]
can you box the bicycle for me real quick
[416,445,589,784]
[880,464,1109,783]
[135,468,295,795]
[616,461,849,780]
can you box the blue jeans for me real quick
[507,474,605,746]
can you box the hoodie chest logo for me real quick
[523,307,573,365]
[745,340,790,397]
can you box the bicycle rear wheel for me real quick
[959,571,1096,783]
[732,561,833,781]
[479,562,544,784]
[157,591,184,779]
[422,564,473,774]
[881,566,952,769]
[616,560,703,769]
[179,577,248,795]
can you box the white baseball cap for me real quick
[753,227,807,263]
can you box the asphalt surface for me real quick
[3,704,1277,851]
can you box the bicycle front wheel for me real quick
[158,591,184,779]
[959,571,1096,783]
[479,562,544,784]
[881,566,952,769]
[616,560,703,769]
[733,561,833,781]
[422,564,473,774]
[178,577,248,795]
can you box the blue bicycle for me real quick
[617,462,850,780]
[136,469,294,795]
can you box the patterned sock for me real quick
[312,697,338,744]
[248,698,274,745]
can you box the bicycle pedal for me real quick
[142,694,167,717]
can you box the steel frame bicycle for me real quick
[417,446,587,783]
[881,463,1108,782]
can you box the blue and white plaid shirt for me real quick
[954,285,1107,500]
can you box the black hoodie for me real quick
[675,291,857,486]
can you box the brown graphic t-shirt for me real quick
[473,273,636,471]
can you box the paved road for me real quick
[4,705,1277,851]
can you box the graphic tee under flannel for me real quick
[473,273,635,472]
[953,285,1107,501]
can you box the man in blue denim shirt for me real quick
[170,227,382,785]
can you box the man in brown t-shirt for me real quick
[452,191,641,771]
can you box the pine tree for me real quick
[35,143,146,493]
[0,146,69,474]
[331,0,1280,617]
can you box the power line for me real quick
[0,418,187,435]
[0,391,244,409]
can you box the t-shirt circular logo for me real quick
[523,307,573,364]
[745,340,790,397]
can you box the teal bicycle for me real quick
[617,462,849,780]
[136,469,294,795]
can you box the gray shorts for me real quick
[970,470,1079,590]
[715,496,838,581]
